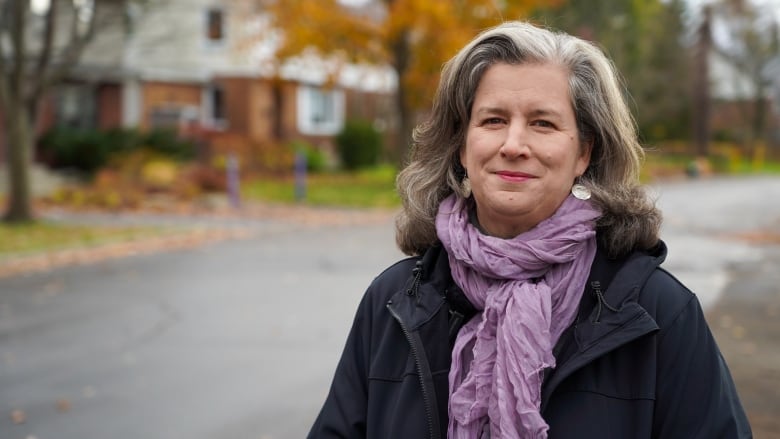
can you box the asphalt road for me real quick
[1,175,779,439]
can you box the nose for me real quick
[499,123,529,159]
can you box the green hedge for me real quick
[289,140,328,173]
[336,120,382,170]
[39,127,196,174]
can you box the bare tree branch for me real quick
[10,0,29,105]
[33,0,58,97]
[0,0,11,107]
[33,0,110,100]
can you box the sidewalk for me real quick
[706,244,780,437]
[0,202,398,279]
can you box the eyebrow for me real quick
[527,108,564,119]
[472,106,564,119]
[473,106,510,117]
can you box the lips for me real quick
[495,170,534,182]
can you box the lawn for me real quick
[0,221,173,260]
[243,157,780,208]
[243,164,400,208]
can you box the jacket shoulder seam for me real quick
[645,268,698,343]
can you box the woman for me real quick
[308,21,751,438]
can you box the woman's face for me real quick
[461,62,591,238]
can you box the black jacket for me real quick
[308,241,752,438]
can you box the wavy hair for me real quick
[395,21,661,257]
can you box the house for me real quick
[708,48,780,150]
[10,0,397,170]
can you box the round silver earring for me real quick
[571,183,591,200]
[461,177,472,198]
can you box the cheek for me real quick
[463,137,486,169]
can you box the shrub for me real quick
[39,126,197,175]
[39,127,112,174]
[103,127,145,154]
[336,119,382,170]
[143,128,197,160]
[252,142,295,174]
[289,140,328,173]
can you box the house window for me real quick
[56,84,95,129]
[150,106,199,129]
[203,84,227,129]
[297,85,345,136]
[205,8,224,42]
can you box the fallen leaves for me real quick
[56,399,71,413]
[0,228,254,279]
[11,409,25,424]
[721,230,780,245]
[10,397,74,427]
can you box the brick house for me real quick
[5,0,397,169]
[708,50,780,152]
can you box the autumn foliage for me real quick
[265,0,558,156]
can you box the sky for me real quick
[684,0,780,21]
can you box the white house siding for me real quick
[62,0,396,139]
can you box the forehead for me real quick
[472,62,573,113]
[476,62,570,95]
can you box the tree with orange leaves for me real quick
[265,0,556,162]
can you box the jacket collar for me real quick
[540,241,667,410]
[386,245,452,331]
[388,239,667,348]
[574,240,666,348]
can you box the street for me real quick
[1,175,779,438]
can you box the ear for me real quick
[576,139,593,176]
[459,146,468,173]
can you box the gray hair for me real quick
[395,21,661,257]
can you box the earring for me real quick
[461,177,472,198]
[571,182,591,200]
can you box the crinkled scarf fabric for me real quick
[435,194,600,438]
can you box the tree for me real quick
[263,0,556,163]
[0,0,140,222]
[692,4,713,157]
[709,0,780,153]
[537,0,693,142]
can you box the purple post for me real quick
[226,153,241,209]
[294,151,307,202]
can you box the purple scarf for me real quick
[436,194,600,438]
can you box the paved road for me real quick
[654,175,780,308]
[1,175,779,439]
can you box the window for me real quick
[297,85,345,136]
[150,106,199,129]
[203,84,227,129]
[56,84,95,129]
[205,8,224,42]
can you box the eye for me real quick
[531,119,555,129]
[481,117,505,126]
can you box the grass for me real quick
[729,159,780,174]
[0,221,172,259]
[243,164,400,208]
[244,157,780,207]
[642,151,780,181]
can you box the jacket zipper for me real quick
[387,302,442,439]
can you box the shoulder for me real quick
[372,256,419,286]
[358,256,419,311]
[602,240,702,332]
[639,266,703,334]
